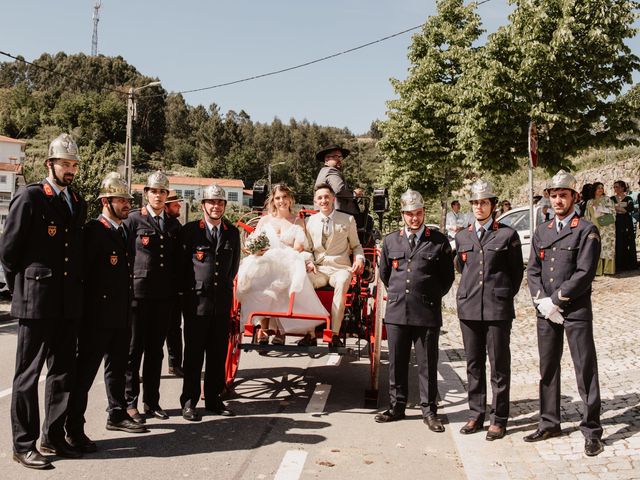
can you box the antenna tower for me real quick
[91,1,102,56]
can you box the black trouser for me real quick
[385,323,439,417]
[460,320,512,427]
[536,317,602,440]
[125,299,172,410]
[166,302,183,369]
[66,326,130,435]
[11,318,76,453]
[180,311,229,409]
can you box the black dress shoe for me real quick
[486,425,506,441]
[460,420,483,434]
[424,415,445,432]
[40,439,83,458]
[129,411,146,424]
[182,407,201,422]
[297,334,317,347]
[13,449,52,469]
[584,438,604,457]
[107,418,148,433]
[66,432,97,453]
[523,427,561,442]
[144,404,169,420]
[206,400,235,416]
[330,335,344,348]
[374,409,405,423]
[168,366,184,377]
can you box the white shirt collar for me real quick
[556,212,576,230]
[404,225,425,239]
[146,205,165,220]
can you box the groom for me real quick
[303,183,365,347]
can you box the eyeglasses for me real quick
[503,203,511,207]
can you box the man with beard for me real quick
[374,189,454,432]
[0,134,87,469]
[65,173,147,453]
[525,170,604,457]
[124,172,181,423]
[179,185,240,421]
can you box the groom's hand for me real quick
[306,261,317,273]
[351,258,365,275]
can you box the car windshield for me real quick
[500,210,530,231]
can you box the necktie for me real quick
[478,228,485,242]
[409,233,416,250]
[59,192,71,216]
[322,217,330,247]
[557,222,564,233]
[154,215,163,231]
[117,225,127,242]
[211,226,218,249]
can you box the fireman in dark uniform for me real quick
[179,184,240,421]
[455,179,523,441]
[375,189,454,432]
[0,134,87,469]
[124,171,181,422]
[65,173,147,453]
[525,170,604,457]
[164,190,185,377]
[314,144,359,217]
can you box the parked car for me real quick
[496,205,543,263]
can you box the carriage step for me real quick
[241,344,356,356]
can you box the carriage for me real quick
[222,187,389,406]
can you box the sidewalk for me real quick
[439,270,640,480]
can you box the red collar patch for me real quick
[399,229,405,237]
[547,220,554,229]
[222,221,228,231]
[199,219,205,229]
[141,207,149,216]
[99,217,111,230]
[43,183,54,197]
[468,225,473,232]
[424,228,430,237]
[491,221,499,231]
[570,217,579,228]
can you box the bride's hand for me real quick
[306,261,317,273]
[254,248,268,257]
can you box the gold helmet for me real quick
[400,189,424,212]
[202,184,227,202]
[165,190,183,203]
[98,172,133,199]
[144,171,170,191]
[48,133,81,162]
[545,170,578,193]
[469,179,498,201]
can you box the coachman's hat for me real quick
[165,190,183,203]
[315,144,350,162]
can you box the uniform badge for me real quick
[141,236,150,246]
[196,250,205,261]
[392,259,399,269]
[540,249,545,260]
[424,228,430,237]
[460,252,467,262]
[47,225,57,237]
[588,232,600,241]
[570,217,579,228]
[110,255,118,265]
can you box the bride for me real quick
[236,184,328,344]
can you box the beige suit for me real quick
[304,210,364,334]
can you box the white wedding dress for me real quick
[236,219,329,334]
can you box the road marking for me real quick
[274,450,308,480]
[325,353,341,366]
[0,320,17,329]
[0,375,46,399]
[305,383,331,413]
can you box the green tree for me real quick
[457,0,640,174]
[379,0,483,222]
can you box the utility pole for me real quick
[91,1,102,56]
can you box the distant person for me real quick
[577,183,594,218]
[538,190,554,221]
[314,144,359,217]
[164,191,185,377]
[584,182,616,275]
[445,200,469,240]
[611,180,637,270]
[1,134,87,469]
[496,199,512,217]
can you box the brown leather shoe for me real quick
[13,450,52,469]
[374,409,405,423]
[459,419,483,434]
[424,415,445,432]
[486,425,506,441]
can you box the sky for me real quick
[1,1,638,135]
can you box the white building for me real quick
[0,136,26,230]
[132,176,245,207]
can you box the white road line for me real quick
[0,375,46,399]
[0,320,18,329]
[305,383,331,414]
[325,353,341,366]
[274,450,308,480]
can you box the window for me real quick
[227,191,239,202]
[0,176,6,184]
[184,189,195,200]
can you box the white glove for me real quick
[533,297,563,319]
[548,310,565,325]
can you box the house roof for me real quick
[0,163,22,173]
[0,135,26,145]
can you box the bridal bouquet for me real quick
[245,231,270,255]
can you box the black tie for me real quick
[154,215,163,231]
[558,222,564,233]
[117,225,127,242]
[478,228,485,242]
[211,227,218,250]
[409,233,416,250]
[59,192,71,216]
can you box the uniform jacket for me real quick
[124,206,181,299]
[178,218,240,317]
[304,210,364,270]
[455,221,523,321]
[82,215,132,329]
[380,227,454,327]
[527,216,600,321]
[0,181,87,320]
[315,166,359,216]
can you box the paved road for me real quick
[0,270,638,479]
